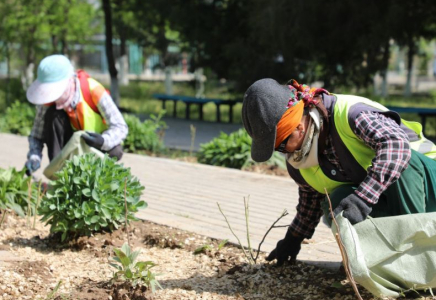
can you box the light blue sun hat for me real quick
[26,54,74,105]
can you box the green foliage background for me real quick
[0,101,35,136]
[197,128,286,170]
[122,112,167,153]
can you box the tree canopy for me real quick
[2,0,436,92]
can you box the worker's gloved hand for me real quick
[81,132,104,150]
[25,155,41,176]
[266,229,305,266]
[333,193,372,225]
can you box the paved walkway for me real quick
[0,130,341,269]
[139,115,243,151]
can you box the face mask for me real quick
[55,78,75,111]
[286,108,322,169]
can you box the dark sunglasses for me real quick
[275,135,291,153]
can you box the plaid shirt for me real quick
[290,111,411,238]
[27,77,128,159]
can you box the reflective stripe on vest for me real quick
[66,78,108,133]
[299,94,436,194]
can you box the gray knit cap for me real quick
[242,78,291,162]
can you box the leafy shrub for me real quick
[39,153,146,241]
[197,129,286,169]
[123,112,167,153]
[0,101,35,136]
[110,243,161,292]
[0,167,38,217]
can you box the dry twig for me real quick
[252,209,289,263]
[217,202,254,264]
[218,197,290,264]
[324,188,363,300]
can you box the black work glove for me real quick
[333,193,372,225]
[266,229,305,266]
[81,131,104,150]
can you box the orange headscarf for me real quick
[274,80,330,148]
[275,100,304,148]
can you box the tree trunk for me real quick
[61,38,69,56]
[164,67,173,95]
[380,41,390,98]
[102,0,119,106]
[195,68,204,98]
[21,47,35,90]
[119,35,129,86]
[5,44,11,105]
[51,35,59,53]
[404,40,415,98]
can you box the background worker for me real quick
[24,54,128,175]
[242,78,436,266]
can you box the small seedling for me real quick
[110,243,162,293]
[194,244,213,254]
[39,280,63,300]
[194,239,228,255]
[217,239,228,251]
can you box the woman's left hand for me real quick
[333,193,372,224]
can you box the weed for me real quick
[110,243,162,293]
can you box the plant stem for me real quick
[0,210,8,229]
[324,188,363,300]
[254,209,289,263]
[33,181,42,229]
[244,197,255,262]
[124,178,131,247]
[217,202,254,265]
[27,180,32,228]
[190,124,196,156]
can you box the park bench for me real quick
[153,94,242,123]
[387,106,436,137]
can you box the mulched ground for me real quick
[1,213,435,300]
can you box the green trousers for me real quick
[321,150,436,223]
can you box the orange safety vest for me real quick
[46,70,108,133]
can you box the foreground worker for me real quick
[242,78,436,266]
[25,54,128,175]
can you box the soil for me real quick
[1,214,434,300]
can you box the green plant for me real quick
[123,112,167,153]
[197,129,252,169]
[110,243,161,293]
[0,167,38,218]
[38,153,146,241]
[0,101,35,136]
[194,239,228,255]
[197,128,286,169]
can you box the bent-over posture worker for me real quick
[25,54,128,175]
[242,78,436,265]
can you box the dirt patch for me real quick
[0,214,434,300]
